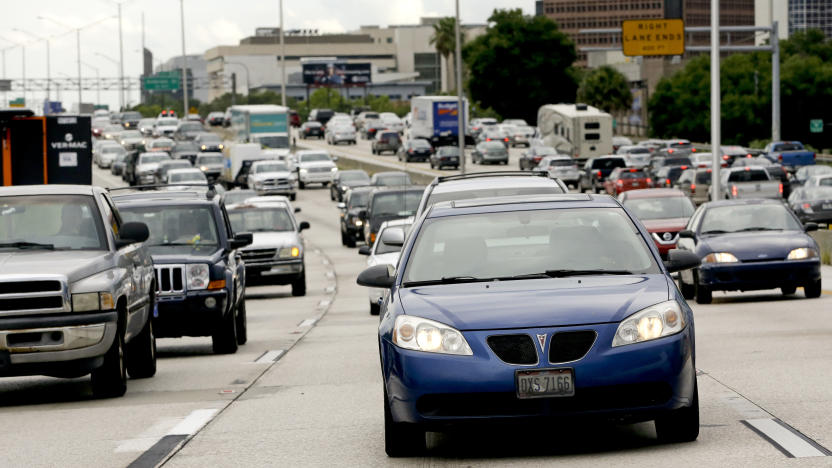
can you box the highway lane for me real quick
[166,186,832,467]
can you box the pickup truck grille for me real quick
[240,249,277,265]
[155,266,185,295]
[309,167,331,173]
[263,178,291,188]
[0,278,68,315]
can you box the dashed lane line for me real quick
[254,350,285,364]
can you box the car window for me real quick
[348,191,370,208]
[0,195,108,251]
[169,172,207,183]
[374,174,411,186]
[139,154,170,164]
[696,171,713,184]
[254,163,289,173]
[773,143,803,151]
[370,191,421,217]
[700,204,802,233]
[196,155,224,165]
[119,205,219,246]
[624,197,695,220]
[403,208,659,283]
[727,169,769,182]
[227,207,295,232]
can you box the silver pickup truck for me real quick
[720,167,783,200]
[0,185,155,398]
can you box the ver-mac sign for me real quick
[621,19,685,57]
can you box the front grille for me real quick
[487,334,537,365]
[0,281,61,295]
[264,178,290,188]
[0,296,64,311]
[241,249,277,264]
[549,331,596,363]
[155,266,185,295]
[309,167,331,173]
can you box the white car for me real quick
[359,218,412,315]
[135,152,172,185]
[536,155,581,188]
[503,118,528,127]
[153,117,180,137]
[247,160,297,200]
[806,175,832,188]
[294,150,338,189]
[326,124,357,145]
[379,112,404,133]
[95,143,126,168]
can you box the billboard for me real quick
[302,62,372,85]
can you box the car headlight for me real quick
[331,167,338,172]
[201,145,207,150]
[787,247,818,260]
[612,300,686,347]
[300,168,308,174]
[200,166,208,171]
[186,264,210,290]
[278,246,301,258]
[218,144,224,149]
[702,252,739,263]
[392,315,473,355]
[353,218,363,227]
[254,181,264,189]
[72,292,115,312]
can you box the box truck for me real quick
[410,96,468,147]
[230,105,290,150]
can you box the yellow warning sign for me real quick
[622,19,685,57]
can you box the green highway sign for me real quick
[810,119,823,133]
[9,97,25,107]
[142,74,181,91]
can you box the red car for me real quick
[289,110,301,127]
[603,167,653,196]
[618,188,696,258]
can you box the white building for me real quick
[755,0,790,44]
[155,54,211,103]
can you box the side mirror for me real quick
[116,222,150,249]
[230,232,253,249]
[679,230,695,239]
[380,227,405,247]
[804,222,819,232]
[358,245,371,256]
[357,264,396,288]
[298,221,310,232]
[337,202,346,210]
[294,207,302,213]
[664,249,701,274]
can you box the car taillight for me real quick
[690,183,696,190]
[779,183,783,195]
[732,185,738,197]
[486,138,492,141]
[503,138,509,142]
[812,152,816,160]
[665,178,671,186]
[722,154,730,160]
[803,203,812,210]
[408,149,414,154]
[647,178,653,186]
[597,170,603,178]
[616,180,623,186]
[778,154,783,161]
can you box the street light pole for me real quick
[710,0,721,201]
[454,0,465,174]
[771,20,780,142]
[280,0,286,106]
[13,29,50,107]
[0,37,26,107]
[82,62,100,105]
[179,0,189,115]
[117,2,125,110]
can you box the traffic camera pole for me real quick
[710,0,721,201]
[455,0,465,174]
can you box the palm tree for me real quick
[430,17,464,92]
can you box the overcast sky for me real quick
[0,0,531,110]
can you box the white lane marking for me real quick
[317,299,331,309]
[115,417,181,452]
[744,419,829,458]
[298,318,317,327]
[321,258,330,265]
[167,409,218,436]
[254,349,284,364]
[325,271,335,279]
[325,285,336,293]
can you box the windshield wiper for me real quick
[541,269,634,278]
[151,242,217,247]
[402,276,493,287]
[0,241,55,250]
[734,227,782,232]
[701,230,728,235]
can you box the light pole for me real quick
[0,46,12,107]
[710,0,721,200]
[82,62,101,105]
[0,36,25,107]
[223,60,251,96]
[13,29,50,107]
[179,0,189,115]
[280,0,286,106]
[454,0,465,173]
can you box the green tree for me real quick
[464,9,578,125]
[430,17,464,92]
[576,66,633,114]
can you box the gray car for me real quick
[371,131,402,155]
[195,152,225,183]
[0,185,156,398]
[472,141,509,165]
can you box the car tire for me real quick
[370,302,380,316]
[235,299,248,345]
[341,230,349,246]
[299,181,306,189]
[91,329,127,398]
[126,313,156,379]
[678,277,695,300]
[330,190,335,201]
[804,279,822,298]
[781,286,797,295]
[212,307,239,355]
[346,234,356,249]
[384,388,425,457]
[290,193,296,201]
[655,382,699,443]
[291,270,307,297]
[322,182,329,187]
[694,273,712,304]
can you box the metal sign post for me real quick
[710,0,721,201]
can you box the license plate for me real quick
[632,182,640,187]
[516,368,574,399]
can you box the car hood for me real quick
[299,161,335,169]
[148,244,221,263]
[398,275,671,330]
[699,231,814,261]
[641,217,689,232]
[247,232,300,249]
[251,171,292,180]
[0,250,111,285]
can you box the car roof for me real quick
[111,189,218,205]
[0,184,98,197]
[370,186,424,195]
[295,149,330,155]
[373,171,408,177]
[428,194,614,218]
[704,198,784,208]
[226,200,290,210]
[622,188,686,199]
[245,195,291,204]
[430,175,563,194]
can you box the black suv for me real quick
[112,187,253,354]
[579,156,626,193]
[360,186,424,246]
[338,186,374,247]
[330,169,370,202]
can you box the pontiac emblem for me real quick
[536,334,547,353]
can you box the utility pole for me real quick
[280,0,286,106]
[117,2,125,110]
[179,0,189,115]
[771,20,780,142]
[454,0,466,174]
[710,0,721,201]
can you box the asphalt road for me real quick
[1,164,831,467]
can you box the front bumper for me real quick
[382,322,695,427]
[245,260,304,284]
[299,172,335,184]
[435,156,460,167]
[698,259,821,291]
[0,311,117,377]
[138,173,156,185]
[154,290,228,338]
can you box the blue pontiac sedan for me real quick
[675,199,822,304]
[357,194,701,456]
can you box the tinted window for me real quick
[370,191,421,216]
[624,197,695,220]
[619,170,648,179]
[773,143,804,151]
[548,159,575,167]
[348,191,370,208]
[696,171,713,184]
[585,133,600,141]
[374,174,411,186]
[119,205,219,246]
[591,158,626,169]
[727,170,769,182]
[584,122,600,129]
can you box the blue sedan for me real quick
[675,199,822,304]
[358,194,701,456]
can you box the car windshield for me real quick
[255,163,289,173]
[180,123,203,131]
[376,224,412,255]
[700,204,802,233]
[348,191,370,208]
[169,172,207,183]
[403,208,658,284]
[484,143,506,151]
[228,207,294,232]
[300,153,331,163]
[197,155,224,165]
[151,140,173,148]
[411,140,431,149]
[162,161,192,170]
[374,174,411,186]
[102,146,126,154]
[370,191,421,217]
[426,186,564,208]
[624,197,695,220]
[158,118,178,126]
[122,112,142,120]
[0,195,107,250]
[341,172,370,183]
[139,154,170,164]
[120,205,219,246]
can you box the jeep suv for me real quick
[113,187,253,354]
[0,185,156,398]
